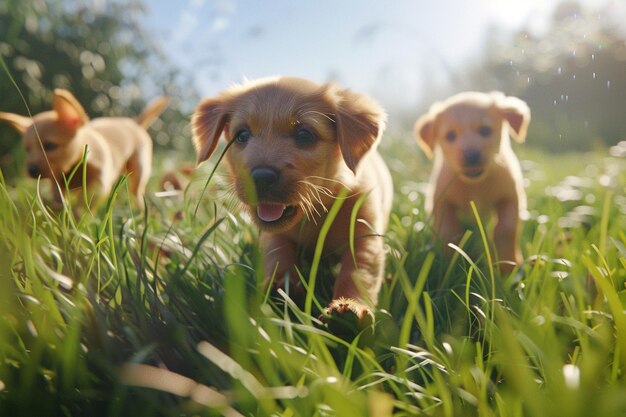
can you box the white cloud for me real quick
[211,17,230,33]
[172,10,199,44]
[215,0,236,14]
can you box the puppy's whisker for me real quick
[303,175,349,189]
[301,176,360,199]
[301,183,327,206]
[305,191,324,218]
[298,180,334,198]
[297,193,316,224]
[297,182,329,216]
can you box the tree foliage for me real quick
[463,1,626,151]
[0,0,195,179]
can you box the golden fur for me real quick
[414,91,530,269]
[0,89,168,205]
[192,76,393,317]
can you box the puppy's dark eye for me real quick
[478,126,493,137]
[294,128,316,145]
[445,131,457,142]
[234,128,251,144]
[43,142,58,151]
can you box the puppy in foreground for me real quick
[192,76,393,319]
[0,89,168,206]
[414,91,530,270]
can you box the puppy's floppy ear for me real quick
[414,113,435,159]
[494,93,530,143]
[0,112,32,134]
[333,87,386,173]
[191,97,231,164]
[52,89,89,132]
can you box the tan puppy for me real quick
[192,76,393,318]
[0,89,168,205]
[414,91,530,269]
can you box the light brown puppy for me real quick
[0,89,168,205]
[414,91,530,269]
[192,76,393,318]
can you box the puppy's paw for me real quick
[319,297,374,341]
[321,297,371,321]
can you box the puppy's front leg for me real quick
[260,233,301,295]
[434,201,462,252]
[326,234,385,319]
[493,198,522,270]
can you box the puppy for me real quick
[414,91,530,269]
[0,89,168,205]
[192,76,393,319]
[159,162,196,193]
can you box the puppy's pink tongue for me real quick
[257,204,286,222]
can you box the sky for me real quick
[141,0,617,114]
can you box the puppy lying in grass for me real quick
[414,91,530,270]
[0,89,168,206]
[192,76,393,321]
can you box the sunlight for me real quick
[482,0,552,29]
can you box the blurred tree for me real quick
[462,1,626,151]
[0,0,195,181]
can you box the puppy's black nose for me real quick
[27,165,40,177]
[464,150,482,166]
[251,167,279,195]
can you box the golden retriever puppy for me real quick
[192,76,393,319]
[0,89,168,205]
[414,91,530,269]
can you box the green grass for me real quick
[0,140,625,417]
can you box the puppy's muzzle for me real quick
[250,166,298,226]
[463,149,482,167]
[462,149,485,179]
[251,166,280,198]
[28,164,41,178]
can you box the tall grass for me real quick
[0,122,625,417]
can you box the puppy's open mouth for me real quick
[256,203,298,224]
[463,168,484,179]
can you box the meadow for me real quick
[0,135,625,417]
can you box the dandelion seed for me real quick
[607,80,611,89]
[413,222,425,232]
[593,72,596,79]
[563,364,580,390]
[557,67,562,75]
